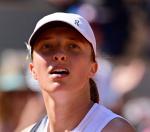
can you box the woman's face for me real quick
[29,26,97,96]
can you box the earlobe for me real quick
[29,63,38,80]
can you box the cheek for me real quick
[73,58,92,77]
[70,60,92,90]
[32,55,48,77]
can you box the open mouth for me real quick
[50,68,69,76]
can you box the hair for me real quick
[90,79,99,103]
[30,21,99,103]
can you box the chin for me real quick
[44,82,66,92]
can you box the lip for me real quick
[48,65,70,79]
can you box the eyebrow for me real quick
[67,37,80,41]
[36,34,88,47]
[66,36,87,43]
[38,36,84,42]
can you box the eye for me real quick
[37,42,54,54]
[42,43,51,49]
[40,43,55,52]
[68,43,80,49]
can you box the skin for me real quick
[29,27,97,132]
[102,118,135,132]
[29,26,135,132]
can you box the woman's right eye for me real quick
[42,43,51,49]
[38,43,54,53]
[41,42,54,51]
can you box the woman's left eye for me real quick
[69,44,80,49]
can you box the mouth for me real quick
[49,67,70,77]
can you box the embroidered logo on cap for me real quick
[75,20,79,26]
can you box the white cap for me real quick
[27,12,96,56]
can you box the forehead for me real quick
[30,22,95,60]
[31,22,84,44]
[37,26,87,42]
[32,22,91,47]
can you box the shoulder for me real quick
[102,117,136,132]
[21,123,36,132]
[21,115,47,132]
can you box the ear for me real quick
[89,62,98,78]
[29,63,38,80]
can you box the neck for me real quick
[42,90,94,132]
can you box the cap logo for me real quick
[75,20,79,26]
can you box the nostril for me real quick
[53,55,67,61]
[61,56,65,60]
[54,56,58,60]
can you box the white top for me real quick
[22,103,122,132]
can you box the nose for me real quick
[52,52,67,62]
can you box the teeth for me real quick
[50,68,69,75]
[53,69,67,72]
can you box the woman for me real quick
[22,12,135,132]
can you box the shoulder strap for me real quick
[30,117,44,132]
